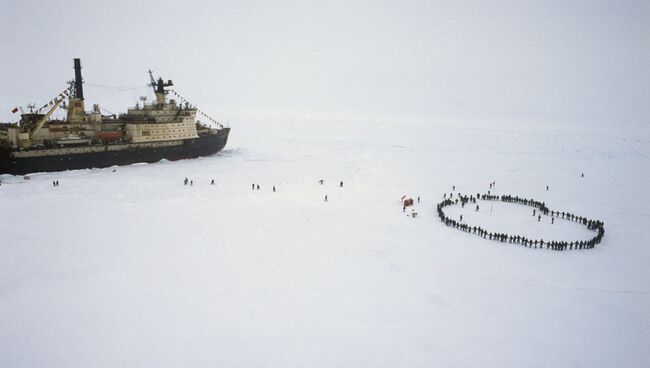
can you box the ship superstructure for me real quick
[0,59,230,175]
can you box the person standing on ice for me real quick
[340,181,343,187]
[256,184,260,190]
[476,204,479,211]
[533,209,536,216]
[417,196,420,203]
[184,177,188,185]
[252,183,255,190]
[460,214,463,222]
[453,185,455,191]
[325,194,328,202]
[211,179,215,185]
[273,186,276,192]
[538,214,541,222]
[546,185,549,191]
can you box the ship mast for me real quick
[148,70,173,105]
[74,58,84,101]
[67,58,86,123]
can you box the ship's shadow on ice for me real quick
[215,148,241,157]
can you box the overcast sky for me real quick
[1,0,648,126]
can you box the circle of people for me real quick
[436,192,605,251]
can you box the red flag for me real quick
[11,107,18,113]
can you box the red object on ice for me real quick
[403,198,414,207]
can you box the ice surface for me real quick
[1,116,649,367]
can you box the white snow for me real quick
[1,116,649,367]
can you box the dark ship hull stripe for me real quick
[1,129,229,175]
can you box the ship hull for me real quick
[0,128,230,175]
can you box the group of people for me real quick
[251,183,279,192]
[52,180,60,187]
[180,179,342,195]
[182,178,224,186]
[436,192,605,251]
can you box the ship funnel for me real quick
[73,58,84,100]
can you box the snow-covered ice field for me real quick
[1,116,649,367]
